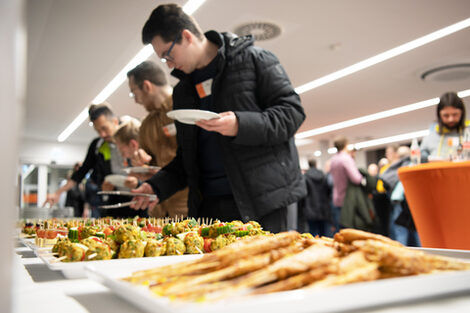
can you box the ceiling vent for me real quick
[421,63,470,82]
[233,22,282,41]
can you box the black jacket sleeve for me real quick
[71,138,99,183]
[145,145,188,202]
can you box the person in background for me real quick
[367,163,379,177]
[44,103,144,218]
[382,145,420,246]
[127,60,188,219]
[373,144,400,237]
[299,159,333,237]
[65,162,85,217]
[114,118,146,165]
[378,157,389,171]
[329,137,363,232]
[130,4,306,232]
[420,91,469,161]
[113,118,152,187]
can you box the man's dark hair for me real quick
[142,4,203,45]
[127,61,168,87]
[333,136,348,152]
[437,91,466,133]
[308,159,317,168]
[88,103,114,122]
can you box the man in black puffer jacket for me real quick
[131,4,306,232]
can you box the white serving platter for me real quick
[85,248,470,313]
[20,236,65,256]
[19,237,36,249]
[38,251,202,279]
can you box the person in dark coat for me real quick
[65,162,85,217]
[130,4,306,232]
[341,168,379,233]
[299,160,333,237]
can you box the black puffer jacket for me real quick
[147,31,306,221]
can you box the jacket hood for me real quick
[305,167,325,181]
[218,31,254,58]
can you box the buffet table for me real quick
[13,239,470,313]
[398,161,470,250]
[13,242,145,313]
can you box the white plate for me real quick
[167,109,221,125]
[85,248,470,313]
[105,174,128,188]
[39,250,202,279]
[122,166,161,174]
[20,237,55,255]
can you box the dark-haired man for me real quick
[126,61,188,218]
[44,103,145,218]
[131,4,306,232]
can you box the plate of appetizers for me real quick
[86,230,470,313]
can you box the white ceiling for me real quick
[24,0,470,157]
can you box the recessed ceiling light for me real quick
[421,63,470,82]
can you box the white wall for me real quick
[20,137,88,166]
[1,0,24,312]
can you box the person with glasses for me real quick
[130,4,306,233]
[126,60,188,219]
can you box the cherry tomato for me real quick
[36,229,46,238]
[203,238,213,253]
[46,230,57,239]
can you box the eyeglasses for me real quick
[160,34,180,63]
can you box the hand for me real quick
[43,193,59,207]
[101,181,115,191]
[124,176,139,189]
[195,111,239,136]
[130,183,159,211]
[82,204,90,218]
[131,149,152,166]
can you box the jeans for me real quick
[332,205,341,234]
[391,202,421,246]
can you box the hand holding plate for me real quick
[196,111,239,136]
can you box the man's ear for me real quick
[130,139,139,150]
[182,29,193,44]
[112,117,119,126]
[142,80,153,93]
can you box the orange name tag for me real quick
[195,78,213,98]
[163,123,177,137]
